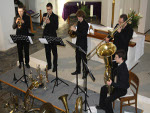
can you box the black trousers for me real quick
[44,44,58,68]
[99,85,127,113]
[17,42,29,64]
[75,49,87,73]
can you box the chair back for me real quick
[129,71,139,97]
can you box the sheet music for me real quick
[9,37,14,44]
[39,38,48,44]
[28,36,33,44]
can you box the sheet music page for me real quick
[9,37,14,44]
[39,38,48,44]
[28,36,33,44]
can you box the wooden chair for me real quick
[113,71,139,113]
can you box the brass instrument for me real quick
[97,43,116,94]
[59,94,69,113]
[45,65,49,82]
[73,96,82,113]
[86,16,133,60]
[18,17,22,29]
[68,22,77,38]
[59,94,83,113]
[41,14,49,29]
[39,103,56,113]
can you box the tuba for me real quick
[68,22,77,38]
[97,43,116,94]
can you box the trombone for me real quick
[86,16,132,60]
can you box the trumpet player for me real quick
[96,50,129,113]
[12,4,30,68]
[71,10,89,76]
[106,14,133,61]
[40,3,58,72]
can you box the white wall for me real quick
[0,0,16,51]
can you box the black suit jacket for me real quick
[12,14,30,36]
[111,61,129,89]
[40,12,58,37]
[113,24,133,59]
[75,19,89,51]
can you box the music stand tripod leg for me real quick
[15,61,28,88]
[51,65,69,93]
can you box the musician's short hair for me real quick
[18,4,25,10]
[46,3,53,8]
[76,9,86,18]
[115,50,126,60]
[120,14,128,22]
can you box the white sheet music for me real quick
[9,37,14,44]
[28,36,33,44]
[39,38,48,44]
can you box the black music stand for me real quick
[42,36,69,93]
[66,40,87,100]
[10,35,33,88]
[82,60,95,113]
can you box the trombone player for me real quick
[70,10,89,76]
[106,14,133,61]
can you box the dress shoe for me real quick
[18,64,22,68]
[52,67,56,72]
[96,105,105,110]
[71,71,81,75]
[26,63,30,68]
[45,66,51,71]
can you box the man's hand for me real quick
[21,19,24,24]
[16,17,21,24]
[107,79,112,86]
[105,37,110,43]
[70,26,76,32]
[46,18,50,24]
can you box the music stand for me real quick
[66,40,87,100]
[10,35,33,88]
[82,60,95,113]
[42,36,69,93]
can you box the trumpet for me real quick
[17,17,22,29]
[86,15,133,60]
[41,14,49,29]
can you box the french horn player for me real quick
[71,9,89,77]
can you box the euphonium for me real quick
[97,43,117,94]
[59,94,69,113]
[68,22,77,38]
[41,14,49,29]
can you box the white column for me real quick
[138,0,150,33]
[0,0,16,51]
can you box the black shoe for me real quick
[26,64,30,68]
[52,67,56,72]
[96,105,105,110]
[71,71,81,75]
[45,66,51,71]
[18,64,21,69]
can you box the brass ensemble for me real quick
[59,94,83,113]
[68,22,77,38]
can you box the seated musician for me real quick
[96,50,129,113]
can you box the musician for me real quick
[12,4,30,68]
[71,10,89,76]
[40,3,58,72]
[106,14,133,60]
[96,50,129,113]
